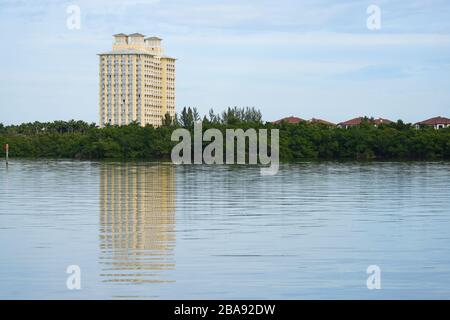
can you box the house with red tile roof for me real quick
[415,116,450,130]
[337,117,393,129]
[272,116,305,124]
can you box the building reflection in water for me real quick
[99,163,175,284]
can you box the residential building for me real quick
[338,117,393,129]
[98,33,176,127]
[272,116,305,124]
[415,116,450,129]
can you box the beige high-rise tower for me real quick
[98,33,176,127]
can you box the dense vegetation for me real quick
[1,107,449,161]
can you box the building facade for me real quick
[415,116,450,130]
[98,33,176,127]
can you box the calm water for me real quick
[0,160,449,299]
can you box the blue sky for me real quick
[0,0,450,124]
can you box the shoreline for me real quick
[3,157,450,164]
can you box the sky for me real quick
[0,0,450,125]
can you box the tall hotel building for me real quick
[98,33,176,127]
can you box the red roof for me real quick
[339,117,364,126]
[272,116,305,124]
[339,117,393,126]
[415,116,450,125]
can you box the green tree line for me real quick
[1,107,449,161]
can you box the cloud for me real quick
[170,31,450,47]
[339,65,411,81]
[1,0,450,125]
